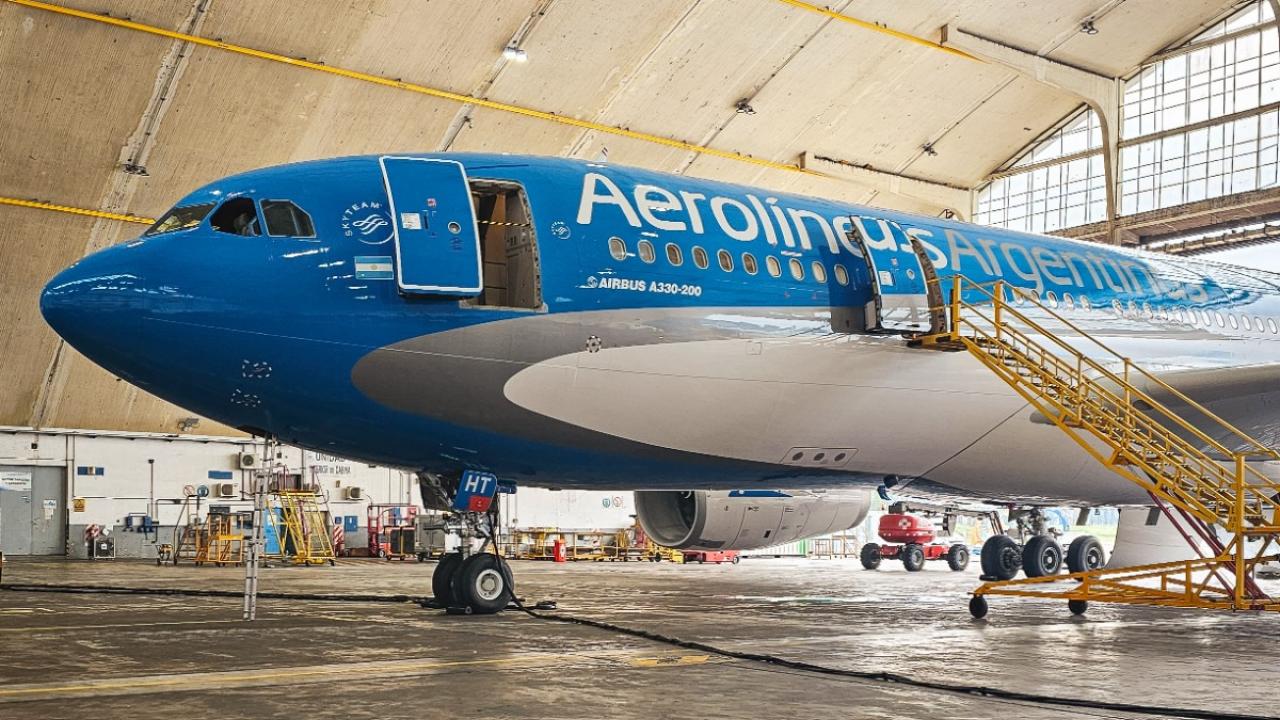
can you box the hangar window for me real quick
[811,261,827,284]
[741,253,758,275]
[766,256,782,278]
[147,202,216,235]
[717,249,733,272]
[788,258,804,281]
[833,264,849,286]
[666,243,683,266]
[468,179,542,310]
[608,237,627,261]
[210,198,261,236]
[692,246,709,269]
[260,200,315,238]
[975,1,1280,229]
[638,240,656,263]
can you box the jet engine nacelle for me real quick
[634,490,872,551]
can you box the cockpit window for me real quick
[210,198,261,236]
[146,202,216,235]
[261,200,316,238]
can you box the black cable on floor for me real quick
[3,580,1272,720]
[513,603,1275,720]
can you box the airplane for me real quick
[38,152,1280,613]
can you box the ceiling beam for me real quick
[941,25,1123,243]
[800,152,971,219]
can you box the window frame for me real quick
[608,236,627,262]
[209,197,263,237]
[638,239,656,263]
[260,199,317,239]
[665,243,684,267]
[692,246,710,270]
[146,202,218,236]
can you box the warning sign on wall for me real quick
[0,470,32,491]
[73,498,86,513]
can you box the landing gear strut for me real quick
[419,471,516,615]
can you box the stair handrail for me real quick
[946,274,1280,463]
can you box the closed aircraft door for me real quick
[845,215,939,334]
[379,156,482,296]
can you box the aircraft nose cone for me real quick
[40,244,147,359]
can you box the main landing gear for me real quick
[419,471,516,615]
[977,508,1107,582]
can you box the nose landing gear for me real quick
[419,470,517,615]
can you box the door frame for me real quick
[845,216,941,335]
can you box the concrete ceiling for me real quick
[0,0,1245,435]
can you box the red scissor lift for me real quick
[367,504,419,560]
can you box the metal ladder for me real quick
[919,275,1280,614]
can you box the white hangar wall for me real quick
[0,428,635,558]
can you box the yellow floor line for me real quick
[0,648,702,701]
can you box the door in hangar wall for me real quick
[0,466,66,555]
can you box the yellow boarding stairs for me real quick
[916,275,1280,617]
[271,490,336,566]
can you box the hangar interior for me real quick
[4,0,1280,718]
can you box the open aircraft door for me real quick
[845,215,946,335]
[379,156,482,296]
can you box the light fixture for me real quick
[1080,20,1098,35]
[921,142,938,157]
[735,99,756,115]
[502,45,528,62]
[177,417,200,432]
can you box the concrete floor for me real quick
[0,556,1277,720]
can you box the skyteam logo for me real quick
[341,201,393,245]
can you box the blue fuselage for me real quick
[39,154,1280,502]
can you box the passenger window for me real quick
[1243,315,1253,331]
[1046,291,1058,308]
[147,202,216,235]
[1269,318,1279,334]
[1112,299,1123,315]
[811,261,827,284]
[1063,293,1074,310]
[261,200,315,237]
[666,243,683,266]
[833,264,849,286]
[717,249,733,272]
[1079,295,1091,311]
[210,198,260,236]
[766,256,782,278]
[638,240,656,263]
[1142,302,1153,319]
[1229,314,1239,329]
[788,258,804,281]
[742,253,758,275]
[608,237,627,261]
[1214,311,1225,327]
[1254,316,1264,331]
[692,246,709,270]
